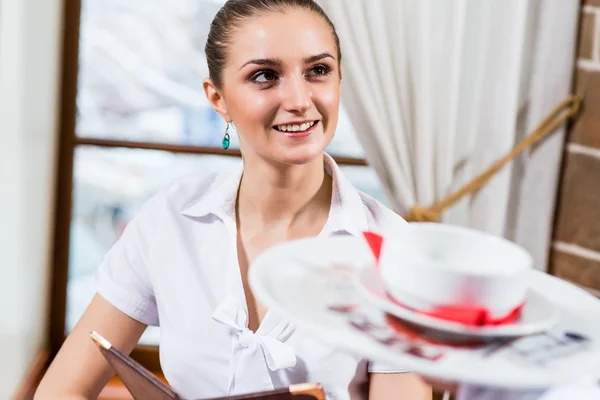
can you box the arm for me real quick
[34,294,147,400]
[369,372,432,400]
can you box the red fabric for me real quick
[362,231,383,266]
[386,293,524,327]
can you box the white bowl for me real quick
[377,223,534,319]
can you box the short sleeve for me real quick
[95,197,160,326]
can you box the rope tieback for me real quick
[403,94,583,223]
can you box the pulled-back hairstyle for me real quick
[205,0,342,88]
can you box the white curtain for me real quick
[318,0,579,270]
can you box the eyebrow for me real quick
[239,52,335,70]
[304,52,335,64]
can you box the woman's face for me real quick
[212,8,341,165]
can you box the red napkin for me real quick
[362,231,384,265]
[386,294,524,326]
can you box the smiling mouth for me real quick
[273,120,318,133]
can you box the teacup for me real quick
[370,223,534,321]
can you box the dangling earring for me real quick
[222,122,231,150]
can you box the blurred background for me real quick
[1,0,598,398]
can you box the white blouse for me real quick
[96,153,408,400]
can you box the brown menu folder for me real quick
[90,331,325,400]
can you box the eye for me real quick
[306,64,332,77]
[250,70,279,84]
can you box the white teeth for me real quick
[276,121,316,132]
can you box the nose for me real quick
[281,75,311,114]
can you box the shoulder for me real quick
[130,168,225,223]
[161,170,223,211]
[356,190,408,234]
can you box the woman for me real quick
[35,0,431,399]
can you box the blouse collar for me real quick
[180,153,368,237]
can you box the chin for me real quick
[272,144,326,166]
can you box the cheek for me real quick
[317,86,341,125]
[229,90,277,128]
[322,90,340,108]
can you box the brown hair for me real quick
[205,0,342,89]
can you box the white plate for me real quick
[249,235,600,389]
[356,267,560,339]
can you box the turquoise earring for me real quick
[222,122,231,150]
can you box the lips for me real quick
[273,120,319,138]
[274,120,317,132]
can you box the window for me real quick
[52,0,388,369]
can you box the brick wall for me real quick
[551,1,600,296]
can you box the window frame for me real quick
[49,0,367,372]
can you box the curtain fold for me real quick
[318,0,579,270]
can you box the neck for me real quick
[237,153,332,227]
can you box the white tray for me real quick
[249,235,600,390]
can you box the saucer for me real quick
[356,267,561,339]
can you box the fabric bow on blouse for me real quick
[212,296,297,395]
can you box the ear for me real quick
[203,78,232,122]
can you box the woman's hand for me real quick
[369,372,433,399]
[421,377,459,395]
